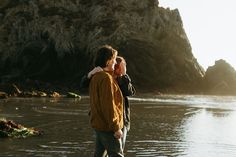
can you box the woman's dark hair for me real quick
[116,56,126,65]
[115,56,126,70]
[94,45,117,68]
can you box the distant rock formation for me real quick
[203,59,236,95]
[0,0,219,93]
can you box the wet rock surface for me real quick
[0,119,42,138]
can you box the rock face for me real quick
[203,59,236,95]
[1,0,205,92]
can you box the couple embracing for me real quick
[81,45,135,157]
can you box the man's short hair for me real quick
[94,45,117,68]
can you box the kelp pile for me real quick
[0,119,42,138]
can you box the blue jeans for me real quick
[94,130,124,157]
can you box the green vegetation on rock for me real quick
[0,118,42,138]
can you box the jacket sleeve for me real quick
[116,74,136,96]
[100,76,121,132]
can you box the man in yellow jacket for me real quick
[89,45,124,157]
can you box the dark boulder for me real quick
[0,84,21,96]
[0,91,8,99]
[203,59,236,95]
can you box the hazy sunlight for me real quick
[159,0,236,70]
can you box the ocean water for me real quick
[0,95,236,157]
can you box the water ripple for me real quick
[32,107,88,115]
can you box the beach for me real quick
[1,95,236,156]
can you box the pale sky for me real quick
[158,0,236,70]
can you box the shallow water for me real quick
[1,95,236,157]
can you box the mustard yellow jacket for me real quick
[89,71,124,132]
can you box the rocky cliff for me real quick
[203,59,236,95]
[0,0,206,93]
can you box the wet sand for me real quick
[1,95,236,156]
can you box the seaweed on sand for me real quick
[0,118,42,138]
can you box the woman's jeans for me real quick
[94,130,124,157]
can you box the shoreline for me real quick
[1,80,236,100]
